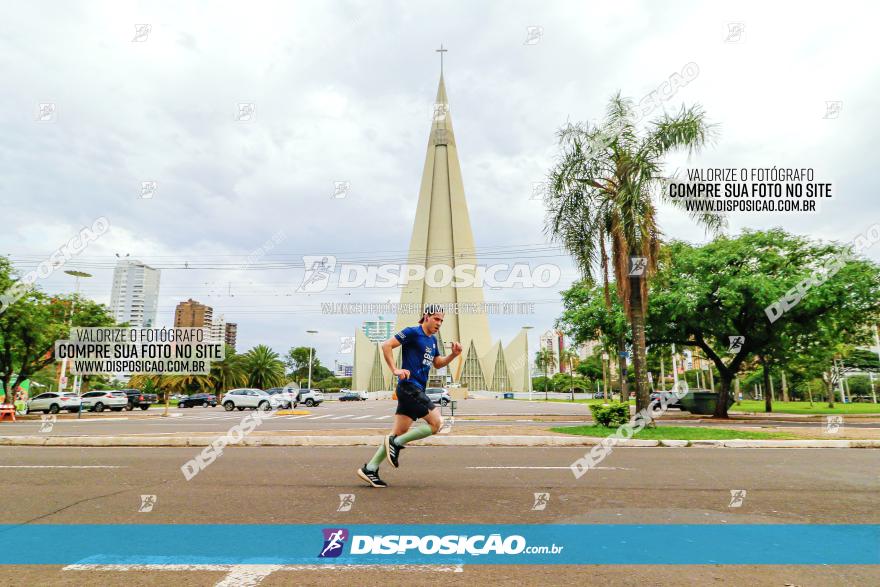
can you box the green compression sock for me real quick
[394,423,434,446]
[366,442,386,472]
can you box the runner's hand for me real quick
[450,342,462,357]
[394,368,411,380]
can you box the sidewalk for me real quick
[3,431,878,448]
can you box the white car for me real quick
[264,387,299,409]
[280,384,325,406]
[221,388,284,411]
[27,392,82,414]
[80,390,128,412]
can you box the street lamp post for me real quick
[601,351,609,401]
[522,326,533,401]
[62,271,91,419]
[306,330,318,391]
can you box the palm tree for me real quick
[210,345,246,395]
[544,93,721,413]
[534,349,557,400]
[242,345,286,390]
[168,374,215,394]
[559,348,580,401]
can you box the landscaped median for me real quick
[1,434,879,448]
[549,424,797,440]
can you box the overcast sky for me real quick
[2,0,877,369]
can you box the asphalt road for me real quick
[0,446,877,585]
[2,399,878,437]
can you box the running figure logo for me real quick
[318,528,349,558]
[728,336,745,354]
[297,256,337,293]
[138,495,157,512]
[338,336,354,354]
[825,415,843,434]
[337,494,355,512]
[728,489,747,508]
[628,257,647,276]
[39,414,56,433]
[532,492,550,511]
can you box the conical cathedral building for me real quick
[353,72,529,393]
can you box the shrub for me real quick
[589,401,630,427]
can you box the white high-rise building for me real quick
[209,315,226,343]
[539,329,565,375]
[109,259,160,327]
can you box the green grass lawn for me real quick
[550,424,797,440]
[732,400,880,415]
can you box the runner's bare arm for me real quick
[381,337,410,379]
[433,341,462,368]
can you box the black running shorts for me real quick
[395,380,436,420]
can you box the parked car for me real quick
[118,388,158,411]
[221,388,283,411]
[649,391,681,409]
[178,393,218,408]
[80,390,128,412]
[339,390,368,401]
[264,387,298,409]
[295,388,324,407]
[27,392,81,414]
[280,385,324,407]
[425,387,452,407]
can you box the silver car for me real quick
[221,388,284,411]
[27,392,82,414]
[425,387,452,406]
[80,390,128,412]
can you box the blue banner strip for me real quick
[0,524,877,565]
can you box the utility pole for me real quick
[660,355,666,392]
[671,344,679,391]
[306,330,319,390]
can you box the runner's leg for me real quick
[366,414,413,472]
[395,407,443,446]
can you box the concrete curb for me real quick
[2,435,880,448]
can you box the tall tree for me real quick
[559,231,880,417]
[544,93,720,414]
[0,258,116,399]
[243,345,285,389]
[210,345,246,394]
[285,346,323,382]
[534,348,556,400]
[647,231,879,417]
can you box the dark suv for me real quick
[178,393,217,408]
[120,388,158,411]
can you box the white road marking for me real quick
[0,465,126,469]
[331,415,351,420]
[4,418,132,424]
[352,415,374,420]
[376,415,392,420]
[467,466,631,470]
[307,415,334,420]
[215,564,281,586]
[62,563,465,574]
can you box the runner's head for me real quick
[419,303,444,334]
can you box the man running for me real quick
[357,304,461,487]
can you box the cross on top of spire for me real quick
[436,43,448,76]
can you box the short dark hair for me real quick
[418,303,445,323]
